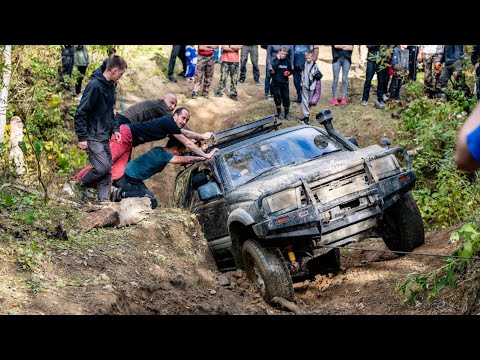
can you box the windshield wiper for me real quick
[296,149,342,166]
[243,163,295,184]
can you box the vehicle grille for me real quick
[300,165,372,221]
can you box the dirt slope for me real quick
[0,46,470,315]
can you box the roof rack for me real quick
[211,115,281,149]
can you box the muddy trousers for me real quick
[114,174,157,209]
[73,125,133,184]
[79,140,112,201]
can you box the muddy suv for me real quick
[173,111,424,303]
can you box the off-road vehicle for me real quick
[173,111,424,303]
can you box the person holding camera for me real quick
[300,50,322,124]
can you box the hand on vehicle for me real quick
[203,132,213,140]
[206,148,220,158]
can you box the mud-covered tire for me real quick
[380,192,425,254]
[242,239,294,304]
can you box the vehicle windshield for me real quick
[221,127,342,187]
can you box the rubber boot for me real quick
[276,106,283,119]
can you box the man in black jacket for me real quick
[74,55,128,203]
[114,93,177,125]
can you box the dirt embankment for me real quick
[0,46,473,315]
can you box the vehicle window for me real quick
[221,127,342,187]
[188,167,217,209]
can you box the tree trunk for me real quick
[0,45,12,145]
[9,116,25,175]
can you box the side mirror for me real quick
[198,182,222,202]
[380,138,392,149]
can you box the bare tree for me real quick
[9,116,25,175]
[0,45,12,145]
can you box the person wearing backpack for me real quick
[74,45,90,97]
[299,50,322,125]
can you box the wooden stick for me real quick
[271,296,301,314]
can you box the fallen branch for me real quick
[77,197,153,233]
[271,296,301,314]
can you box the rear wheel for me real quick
[242,239,294,304]
[380,192,425,254]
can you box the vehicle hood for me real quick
[231,144,385,195]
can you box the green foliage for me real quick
[403,81,424,102]
[21,209,36,225]
[397,88,480,230]
[367,45,393,71]
[15,241,43,270]
[0,46,86,189]
[0,192,15,206]
[397,223,480,304]
[413,161,480,228]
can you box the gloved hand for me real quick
[283,70,291,76]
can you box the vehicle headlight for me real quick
[264,188,299,214]
[370,155,399,178]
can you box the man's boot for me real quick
[284,107,290,120]
[276,106,283,119]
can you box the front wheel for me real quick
[380,192,425,254]
[242,239,294,304]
